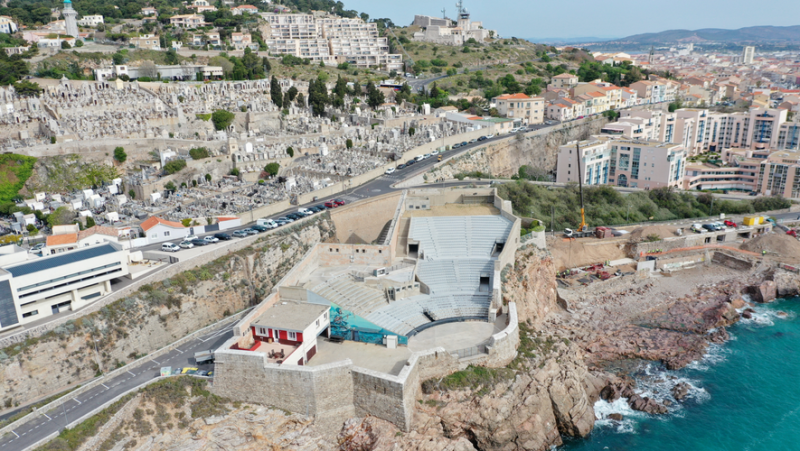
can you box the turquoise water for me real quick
[561,297,800,451]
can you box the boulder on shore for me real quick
[751,281,777,303]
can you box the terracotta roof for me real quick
[141,216,185,231]
[553,73,577,79]
[47,233,78,247]
[494,93,530,100]
[78,225,118,240]
[217,216,239,222]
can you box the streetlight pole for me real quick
[627,203,630,223]
[93,338,103,375]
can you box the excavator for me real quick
[564,141,594,238]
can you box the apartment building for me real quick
[742,46,755,65]
[546,98,583,122]
[129,34,161,50]
[231,32,258,51]
[0,16,18,34]
[551,73,579,89]
[169,14,205,28]
[775,120,800,151]
[556,135,686,189]
[492,93,545,125]
[231,4,259,15]
[0,243,130,330]
[77,15,104,27]
[755,149,800,197]
[261,13,402,69]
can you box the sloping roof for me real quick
[5,243,120,278]
[216,216,239,222]
[553,73,577,79]
[46,234,78,247]
[141,216,185,231]
[78,225,118,240]
[494,93,530,100]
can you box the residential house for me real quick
[551,73,579,89]
[491,93,545,125]
[249,302,330,365]
[0,16,18,34]
[170,14,205,28]
[232,5,259,15]
[231,32,258,51]
[77,15,104,27]
[141,6,157,16]
[140,216,188,244]
[129,34,161,50]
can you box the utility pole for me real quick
[551,205,555,236]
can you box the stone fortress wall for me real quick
[212,188,522,430]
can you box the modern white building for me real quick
[0,15,18,34]
[742,46,755,65]
[77,15,104,27]
[141,216,189,244]
[0,243,130,330]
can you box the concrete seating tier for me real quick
[409,215,513,259]
[311,276,388,317]
[416,259,494,295]
[365,293,491,336]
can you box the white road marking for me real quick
[73,398,81,405]
[101,383,110,389]
[43,413,51,420]
[10,431,18,438]
[127,370,136,377]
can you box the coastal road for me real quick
[0,320,235,451]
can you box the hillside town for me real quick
[1,0,800,449]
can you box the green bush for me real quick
[0,154,37,203]
[113,146,127,163]
[195,113,211,121]
[164,159,186,174]
[211,110,235,131]
[189,147,209,160]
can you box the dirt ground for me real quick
[547,236,628,271]
[627,225,683,242]
[741,233,800,264]
[403,204,500,217]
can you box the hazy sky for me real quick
[342,0,800,40]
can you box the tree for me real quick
[211,109,235,130]
[308,78,328,116]
[128,190,135,199]
[181,218,192,227]
[205,173,212,182]
[209,56,234,77]
[286,86,298,102]
[346,139,353,149]
[112,53,125,65]
[165,181,177,191]
[138,61,158,80]
[409,127,416,136]
[366,81,385,109]
[61,40,71,50]
[165,49,178,65]
[264,162,280,176]
[85,216,95,227]
[241,48,264,79]
[189,147,210,159]
[270,75,283,107]
[48,206,74,227]
[75,40,83,48]
[113,146,127,163]
[26,224,38,235]
[14,80,42,97]
[286,147,294,157]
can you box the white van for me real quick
[257,218,278,228]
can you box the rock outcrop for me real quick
[751,280,777,303]
[502,248,559,327]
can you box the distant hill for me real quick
[613,25,800,44]
[527,37,620,45]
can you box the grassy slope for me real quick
[0,154,36,204]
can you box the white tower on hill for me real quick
[62,0,79,39]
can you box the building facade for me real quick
[492,93,544,125]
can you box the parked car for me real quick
[702,224,717,232]
[724,220,737,228]
[385,167,396,175]
[452,143,461,149]
[181,367,198,374]
[691,223,704,233]
[423,153,432,159]
[257,219,278,229]
[161,243,180,252]
[469,139,477,143]
[286,213,302,220]
[190,238,209,246]
[29,243,45,253]
[486,134,495,139]
[460,141,468,147]
[478,136,488,141]
[397,163,406,170]
[277,216,293,223]
[273,218,289,226]
[415,155,425,162]
[185,235,199,242]
[203,236,219,243]
[324,200,337,208]
[179,241,194,249]
[232,230,249,238]
[749,191,758,196]
[309,206,325,213]
[406,159,416,166]
[214,233,232,241]
[334,199,346,206]
[242,228,258,235]
[251,225,269,233]
[298,208,313,216]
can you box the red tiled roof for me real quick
[141,216,185,231]
[494,93,530,100]
[78,225,118,240]
[47,234,77,246]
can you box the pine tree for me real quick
[270,75,282,106]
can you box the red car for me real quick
[334,199,346,206]
[324,200,337,208]
[724,220,737,228]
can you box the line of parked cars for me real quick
[161,199,347,252]
[691,220,737,233]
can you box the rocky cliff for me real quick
[501,247,559,328]
[423,119,608,181]
[0,219,334,410]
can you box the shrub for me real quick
[211,110,235,130]
[164,159,186,174]
[189,147,209,160]
[264,162,280,176]
[113,147,127,163]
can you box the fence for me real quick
[450,343,488,359]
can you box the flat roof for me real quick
[253,301,329,332]
[4,243,120,278]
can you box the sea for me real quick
[560,296,800,451]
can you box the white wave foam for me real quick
[593,398,642,434]
[737,304,794,327]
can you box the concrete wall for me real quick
[317,243,391,267]
[329,192,403,244]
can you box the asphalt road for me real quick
[0,319,236,451]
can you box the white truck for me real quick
[194,350,214,365]
[257,218,278,229]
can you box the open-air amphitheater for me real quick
[212,187,524,431]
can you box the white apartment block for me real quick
[556,136,686,190]
[742,46,755,65]
[492,93,544,125]
[261,13,402,70]
[77,14,104,27]
[0,16,18,34]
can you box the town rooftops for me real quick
[252,302,329,332]
[79,225,118,240]
[3,243,122,277]
[141,216,185,231]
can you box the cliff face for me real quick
[502,248,559,328]
[0,220,333,409]
[422,119,608,181]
